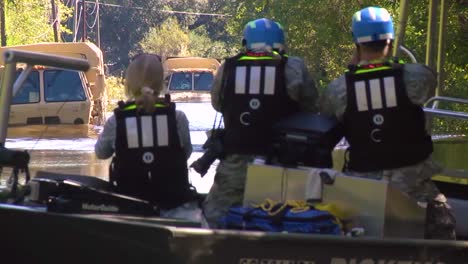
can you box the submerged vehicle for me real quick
[164,56,220,102]
[0,42,106,138]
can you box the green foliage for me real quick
[5,0,72,45]
[139,18,190,57]
[432,62,468,135]
[188,27,237,59]
[105,75,125,111]
[428,2,468,135]
[138,18,236,59]
[97,0,168,74]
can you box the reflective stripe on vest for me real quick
[234,65,276,95]
[120,103,170,148]
[123,103,166,110]
[237,51,287,61]
[234,52,286,95]
[352,66,397,112]
[124,115,169,148]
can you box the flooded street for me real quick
[3,102,219,194]
[3,100,467,195]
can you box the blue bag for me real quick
[219,199,342,235]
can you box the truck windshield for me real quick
[169,72,192,91]
[44,70,86,102]
[194,72,213,91]
[12,70,40,104]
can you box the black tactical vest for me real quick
[343,62,433,172]
[221,53,300,155]
[110,100,194,209]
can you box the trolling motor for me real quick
[0,146,31,200]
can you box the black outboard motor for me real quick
[267,112,343,168]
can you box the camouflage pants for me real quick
[346,157,442,202]
[347,156,456,239]
[202,155,255,228]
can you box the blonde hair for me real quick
[124,54,164,112]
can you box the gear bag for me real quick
[218,199,342,235]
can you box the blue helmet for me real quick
[352,6,394,44]
[243,18,285,52]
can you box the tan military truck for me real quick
[0,42,106,137]
[164,56,220,102]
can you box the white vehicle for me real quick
[164,57,220,102]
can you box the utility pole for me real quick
[0,0,6,46]
[73,0,78,42]
[81,0,86,42]
[96,0,100,48]
[50,0,59,42]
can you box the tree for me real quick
[139,18,189,57]
[4,0,71,45]
[188,26,237,59]
[96,0,236,73]
[139,17,236,59]
[97,0,168,74]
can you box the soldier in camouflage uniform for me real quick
[319,6,456,239]
[202,18,318,228]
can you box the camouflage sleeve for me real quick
[95,114,116,159]
[210,62,225,112]
[284,56,319,113]
[318,75,347,121]
[403,64,437,106]
[176,110,193,159]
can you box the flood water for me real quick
[2,101,467,194]
[3,102,219,194]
